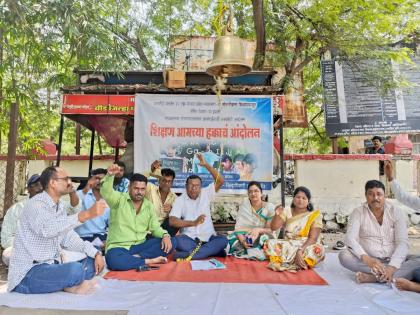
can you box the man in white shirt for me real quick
[339,179,420,284]
[1,174,43,266]
[384,161,420,292]
[169,153,228,260]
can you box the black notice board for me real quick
[160,158,184,173]
[321,56,420,136]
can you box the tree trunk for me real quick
[0,27,3,153]
[97,134,103,155]
[252,0,266,70]
[46,87,51,111]
[3,102,19,214]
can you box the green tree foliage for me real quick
[0,0,134,154]
[0,0,418,155]
[264,0,418,153]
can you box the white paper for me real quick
[190,259,226,271]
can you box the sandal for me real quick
[333,241,346,250]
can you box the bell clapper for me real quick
[213,75,227,108]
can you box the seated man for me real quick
[339,180,420,284]
[169,153,228,260]
[74,168,110,247]
[145,161,178,236]
[385,161,420,292]
[8,166,106,294]
[113,161,130,193]
[101,164,177,271]
[1,174,43,266]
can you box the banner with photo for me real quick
[134,94,273,193]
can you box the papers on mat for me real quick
[190,259,226,271]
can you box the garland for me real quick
[176,240,202,262]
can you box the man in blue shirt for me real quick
[113,161,130,193]
[75,168,110,247]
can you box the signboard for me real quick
[321,56,420,136]
[160,157,185,174]
[134,94,273,192]
[62,94,135,115]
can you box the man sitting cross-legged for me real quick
[8,166,106,294]
[169,153,228,260]
[384,161,420,292]
[101,164,177,270]
[339,179,420,285]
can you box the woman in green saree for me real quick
[266,186,325,271]
[228,181,276,259]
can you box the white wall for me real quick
[27,159,113,178]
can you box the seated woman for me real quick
[266,186,324,271]
[228,181,276,259]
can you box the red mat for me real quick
[104,256,328,285]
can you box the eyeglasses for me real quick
[54,176,71,182]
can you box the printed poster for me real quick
[134,94,273,192]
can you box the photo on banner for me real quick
[134,94,273,193]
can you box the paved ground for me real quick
[2,230,420,284]
[1,233,420,314]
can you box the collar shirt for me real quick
[368,147,385,154]
[7,191,98,292]
[170,183,216,242]
[145,183,177,223]
[74,189,110,237]
[345,201,408,268]
[100,175,168,252]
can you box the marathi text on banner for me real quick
[134,94,273,193]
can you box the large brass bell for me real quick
[206,10,251,77]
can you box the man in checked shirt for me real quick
[7,166,107,294]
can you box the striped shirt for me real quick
[345,201,408,269]
[145,183,177,223]
[7,191,98,292]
